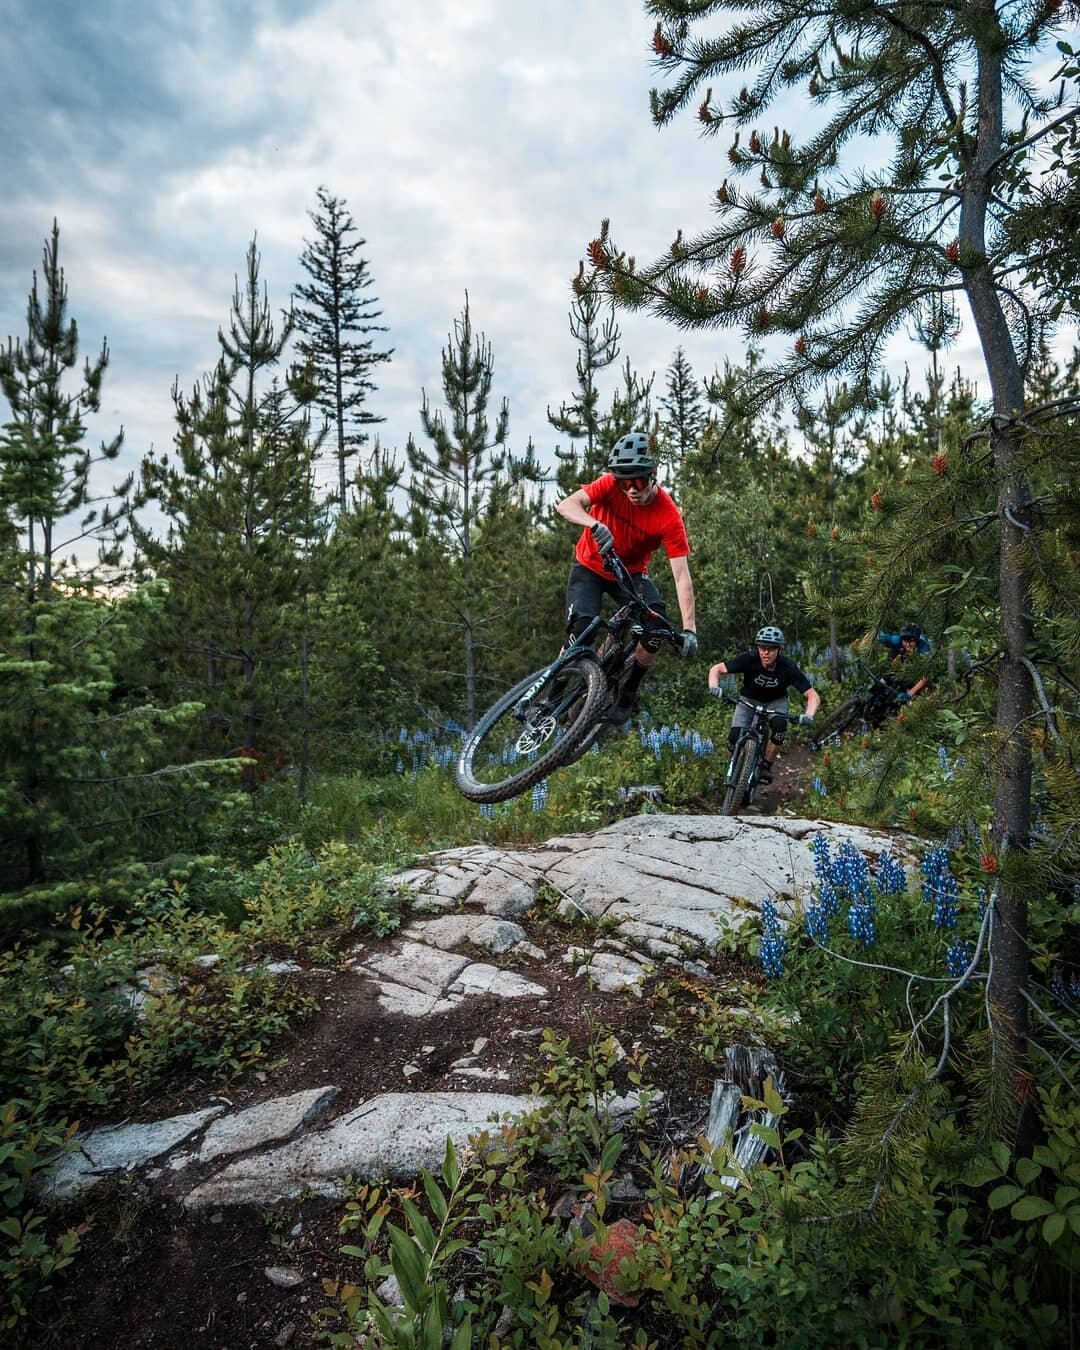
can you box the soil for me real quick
[42,749,812,1350]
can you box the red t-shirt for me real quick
[574,473,690,577]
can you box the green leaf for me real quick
[1043,1213,1067,1244]
[750,1124,781,1150]
[1015,1156,1042,1186]
[422,1171,448,1225]
[442,1136,460,1192]
[421,1300,443,1350]
[987,1184,1023,1210]
[961,1157,1003,1187]
[450,1315,473,1350]
[389,1223,427,1310]
[762,1076,785,1116]
[403,1196,436,1255]
[1011,1196,1056,1221]
[600,1132,625,1172]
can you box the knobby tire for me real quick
[455,656,607,803]
[811,696,863,749]
[721,739,756,816]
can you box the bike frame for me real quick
[720,693,798,805]
[514,553,679,723]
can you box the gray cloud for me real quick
[1,0,1046,518]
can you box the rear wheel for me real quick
[455,656,606,803]
[721,739,756,815]
[811,696,863,749]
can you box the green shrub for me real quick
[0,1101,82,1341]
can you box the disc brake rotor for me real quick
[516,713,557,753]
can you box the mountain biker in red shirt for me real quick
[555,431,698,722]
[707,626,820,783]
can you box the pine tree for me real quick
[294,187,393,510]
[587,0,1077,1118]
[405,295,538,728]
[135,239,322,787]
[0,223,210,893]
[659,345,706,471]
[796,383,873,678]
[548,279,621,494]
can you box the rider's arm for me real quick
[908,676,928,698]
[804,686,822,718]
[555,487,601,530]
[708,660,729,688]
[668,555,696,632]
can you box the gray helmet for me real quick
[899,623,921,640]
[755,624,785,647]
[608,431,657,477]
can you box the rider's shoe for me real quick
[607,689,640,724]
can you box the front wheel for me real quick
[810,696,863,749]
[455,656,606,803]
[721,739,756,815]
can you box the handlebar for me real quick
[854,656,901,688]
[711,690,812,724]
[602,550,683,650]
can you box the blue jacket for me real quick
[877,631,931,657]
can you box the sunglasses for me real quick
[617,476,653,492]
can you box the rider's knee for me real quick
[640,633,663,655]
[768,715,787,743]
[566,607,593,642]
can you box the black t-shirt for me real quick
[723,650,811,702]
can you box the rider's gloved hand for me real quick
[708,685,724,698]
[680,630,698,661]
[590,521,614,555]
[799,713,815,725]
[897,691,912,703]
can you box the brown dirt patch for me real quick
[43,763,816,1349]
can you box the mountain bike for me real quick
[716,692,809,815]
[809,658,905,750]
[455,551,684,804]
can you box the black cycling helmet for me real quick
[899,623,922,640]
[755,624,785,647]
[608,431,658,477]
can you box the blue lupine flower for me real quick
[810,833,831,883]
[848,899,876,946]
[875,853,907,895]
[976,886,989,921]
[938,745,954,781]
[946,939,975,979]
[759,897,787,978]
[921,846,960,928]
[816,879,842,917]
[811,776,828,796]
[1049,974,1080,1006]
[830,841,872,904]
[531,779,548,812]
[806,903,830,943]
[479,803,495,820]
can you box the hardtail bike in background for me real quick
[455,551,686,804]
[717,692,811,816]
[809,657,907,750]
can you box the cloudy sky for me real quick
[0,0,1043,511]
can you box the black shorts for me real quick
[565,562,667,640]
